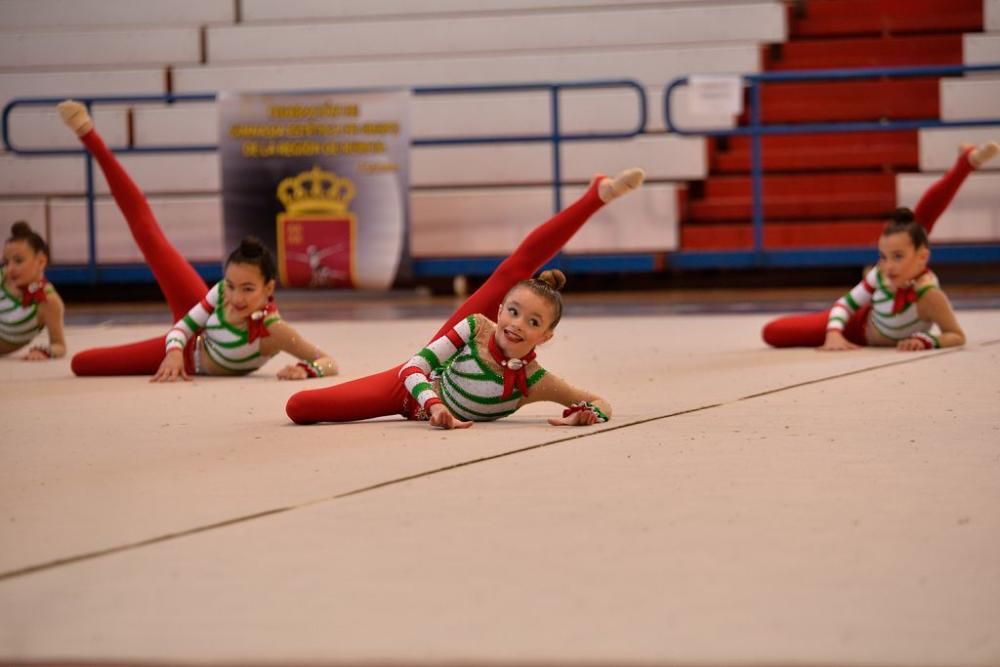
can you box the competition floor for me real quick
[2,287,999,666]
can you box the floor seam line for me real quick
[0,343,984,582]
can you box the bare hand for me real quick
[548,408,601,427]
[277,364,309,380]
[897,338,928,352]
[819,330,860,352]
[429,403,473,430]
[151,350,190,382]
[23,347,51,362]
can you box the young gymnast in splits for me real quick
[1,222,67,361]
[762,141,998,351]
[286,167,646,428]
[58,100,338,381]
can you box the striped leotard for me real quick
[0,268,47,347]
[165,281,281,375]
[828,267,939,344]
[400,314,547,421]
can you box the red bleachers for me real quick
[711,131,919,173]
[788,0,982,37]
[679,0,983,251]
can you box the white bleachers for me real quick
[963,33,1000,66]
[0,0,234,30]
[207,3,784,63]
[917,128,1000,172]
[411,184,678,256]
[124,84,731,149]
[0,135,699,194]
[0,153,219,196]
[48,196,223,264]
[898,173,1000,243]
[0,28,201,70]
[45,181,678,265]
[238,0,767,23]
[987,0,1000,32]
[4,107,129,151]
[940,78,1000,120]
[0,69,165,114]
[173,42,760,135]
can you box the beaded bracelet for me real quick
[296,359,325,378]
[562,401,608,423]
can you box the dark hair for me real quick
[508,269,566,329]
[226,236,276,283]
[7,221,49,256]
[882,208,928,250]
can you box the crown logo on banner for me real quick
[277,166,356,217]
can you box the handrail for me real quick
[663,62,1000,268]
[2,79,646,284]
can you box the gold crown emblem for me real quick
[277,166,355,217]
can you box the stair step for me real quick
[681,220,888,250]
[685,173,897,221]
[757,78,940,123]
[711,131,918,172]
[764,34,963,70]
[788,0,982,37]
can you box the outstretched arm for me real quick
[267,321,339,380]
[901,289,965,351]
[27,294,67,360]
[526,372,612,426]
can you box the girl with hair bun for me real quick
[58,100,337,381]
[761,141,998,351]
[286,166,645,428]
[2,221,67,360]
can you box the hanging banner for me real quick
[218,90,410,289]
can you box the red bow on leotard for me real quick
[20,280,48,308]
[247,301,277,343]
[488,333,536,400]
[891,269,929,314]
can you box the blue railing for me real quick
[663,62,1000,269]
[1,80,646,284]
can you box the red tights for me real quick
[285,179,608,424]
[70,129,208,375]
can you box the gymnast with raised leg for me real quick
[762,141,998,352]
[58,100,338,381]
[286,167,646,428]
[1,222,66,361]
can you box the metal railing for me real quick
[663,62,1000,269]
[2,79,647,284]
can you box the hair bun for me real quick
[239,236,265,258]
[536,269,566,291]
[890,207,916,225]
[10,221,33,237]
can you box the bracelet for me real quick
[29,345,52,358]
[296,360,324,378]
[909,332,939,349]
[562,401,608,423]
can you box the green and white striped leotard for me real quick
[828,266,939,344]
[400,314,547,422]
[164,281,281,374]
[0,268,45,347]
